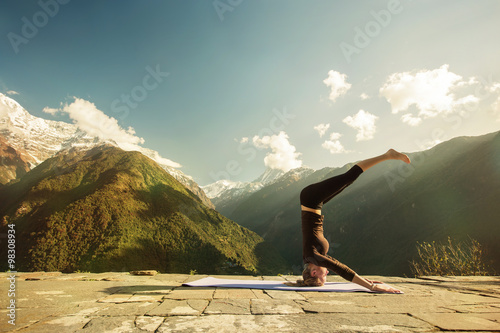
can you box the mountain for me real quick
[203,168,286,200]
[0,145,288,274]
[203,167,313,217]
[0,136,31,185]
[0,93,214,208]
[212,132,500,276]
[253,168,286,184]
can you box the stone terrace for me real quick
[1,272,499,332]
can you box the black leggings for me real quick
[300,165,363,210]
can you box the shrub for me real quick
[410,237,494,277]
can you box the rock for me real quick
[129,270,158,276]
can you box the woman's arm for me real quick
[313,252,402,293]
[352,274,402,293]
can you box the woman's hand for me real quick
[371,283,402,294]
[352,274,402,294]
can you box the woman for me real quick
[298,149,410,293]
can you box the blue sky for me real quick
[1,0,500,185]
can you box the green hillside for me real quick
[0,145,288,274]
[224,131,500,276]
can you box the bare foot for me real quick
[386,149,411,164]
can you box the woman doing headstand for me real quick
[298,149,410,293]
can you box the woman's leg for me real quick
[356,149,410,171]
[300,165,363,210]
[300,149,410,210]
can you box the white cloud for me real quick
[379,64,479,126]
[415,138,444,151]
[343,109,378,141]
[42,107,60,115]
[488,82,500,93]
[46,97,181,168]
[322,132,348,154]
[492,97,500,122]
[482,82,500,121]
[487,82,500,121]
[314,123,330,137]
[6,90,19,95]
[252,131,302,172]
[360,93,370,100]
[239,137,249,143]
[62,98,145,146]
[323,70,351,102]
[144,149,182,169]
[400,113,422,127]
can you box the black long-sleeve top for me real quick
[302,211,356,281]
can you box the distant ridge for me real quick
[203,167,314,217]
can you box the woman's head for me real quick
[295,263,328,287]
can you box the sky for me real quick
[1,0,500,185]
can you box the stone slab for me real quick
[9,315,90,333]
[413,312,500,331]
[430,288,500,305]
[250,299,304,315]
[204,299,251,315]
[296,298,373,314]
[250,289,272,299]
[162,287,214,300]
[146,299,208,316]
[264,290,306,300]
[126,294,164,302]
[0,307,67,331]
[2,305,106,332]
[444,303,500,313]
[115,285,177,294]
[296,295,455,314]
[98,294,133,303]
[80,316,138,332]
[213,288,255,299]
[157,313,434,333]
[135,316,165,332]
[94,302,159,316]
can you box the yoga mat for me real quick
[183,277,400,293]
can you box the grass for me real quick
[410,236,495,277]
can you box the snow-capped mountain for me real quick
[203,179,264,201]
[278,166,315,183]
[203,166,314,213]
[0,93,101,166]
[253,168,285,184]
[203,166,314,216]
[0,93,213,208]
[202,167,284,200]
